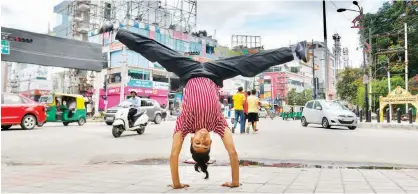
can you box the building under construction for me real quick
[53,0,197,41]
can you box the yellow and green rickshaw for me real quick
[39,93,87,126]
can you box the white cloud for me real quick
[1,0,385,68]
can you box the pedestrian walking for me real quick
[244,91,251,133]
[246,89,260,133]
[232,87,246,134]
[98,21,308,189]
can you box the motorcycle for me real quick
[112,103,148,138]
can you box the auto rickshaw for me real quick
[39,93,87,126]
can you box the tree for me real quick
[336,68,362,104]
[286,88,313,106]
[356,85,365,108]
[370,75,406,110]
[363,1,418,78]
[409,75,418,95]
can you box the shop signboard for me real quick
[153,81,170,90]
[127,79,153,88]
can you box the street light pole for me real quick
[360,8,370,122]
[322,0,329,100]
[337,1,369,122]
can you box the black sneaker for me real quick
[295,41,309,63]
[99,21,115,34]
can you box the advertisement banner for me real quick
[153,81,170,90]
[127,79,153,88]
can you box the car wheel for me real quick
[21,115,37,130]
[1,125,12,130]
[136,127,145,134]
[322,117,331,129]
[105,121,113,126]
[78,118,86,126]
[154,114,162,124]
[301,117,308,127]
[348,126,357,130]
[37,122,45,127]
[112,126,123,138]
[63,122,70,126]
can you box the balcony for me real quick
[77,1,90,12]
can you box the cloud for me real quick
[1,0,60,33]
[1,0,385,68]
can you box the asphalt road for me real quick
[2,118,418,167]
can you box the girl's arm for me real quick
[170,131,189,189]
[221,128,240,187]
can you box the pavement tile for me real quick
[225,183,264,193]
[256,184,288,193]
[284,189,315,193]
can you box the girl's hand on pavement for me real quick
[169,183,190,189]
[221,182,241,188]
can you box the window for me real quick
[313,101,322,110]
[306,101,314,109]
[109,73,121,83]
[141,100,154,107]
[3,94,24,104]
[128,70,150,80]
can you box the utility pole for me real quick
[311,39,317,100]
[359,8,370,122]
[120,46,127,103]
[387,56,392,121]
[405,23,409,113]
[322,0,329,100]
[368,27,372,112]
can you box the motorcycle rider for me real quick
[127,91,140,127]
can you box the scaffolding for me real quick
[65,0,197,35]
[231,35,262,50]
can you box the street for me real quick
[2,118,418,167]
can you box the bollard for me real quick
[386,108,390,123]
[367,110,372,122]
[359,110,363,122]
[376,109,380,123]
[409,108,413,124]
[397,108,401,123]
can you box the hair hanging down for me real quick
[190,145,210,179]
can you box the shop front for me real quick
[99,86,169,110]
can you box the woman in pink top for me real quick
[98,21,308,189]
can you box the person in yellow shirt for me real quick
[232,87,246,133]
[246,89,260,133]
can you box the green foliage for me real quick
[409,75,418,95]
[336,68,362,104]
[370,76,406,109]
[286,88,313,106]
[363,0,418,77]
[356,85,365,108]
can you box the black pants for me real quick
[128,108,137,124]
[115,29,295,86]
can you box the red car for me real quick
[1,93,47,130]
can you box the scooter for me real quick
[112,105,149,138]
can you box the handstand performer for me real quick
[98,21,308,189]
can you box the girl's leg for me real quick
[115,29,202,78]
[203,48,294,81]
[203,41,308,81]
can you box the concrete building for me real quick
[257,41,337,105]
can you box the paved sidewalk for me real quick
[2,165,418,193]
[358,120,418,131]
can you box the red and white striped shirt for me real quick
[174,77,227,138]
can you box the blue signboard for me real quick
[127,79,153,88]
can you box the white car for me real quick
[301,100,357,130]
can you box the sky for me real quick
[1,0,385,68]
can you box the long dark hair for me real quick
[190,145,210,179]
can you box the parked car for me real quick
[301,100,358,130]
[1,93,47,130]
[104,99,163,125]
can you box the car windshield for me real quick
[38,95,53,104]
[322,101,348,110]
[117,100,133,108]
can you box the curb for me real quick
[358,122,418,131]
